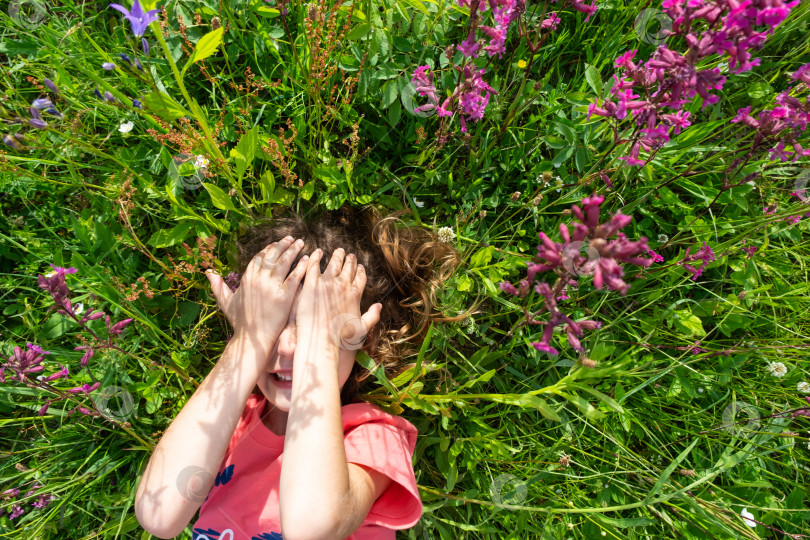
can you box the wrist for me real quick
[228,329,278,356]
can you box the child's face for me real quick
[256,283,358,414]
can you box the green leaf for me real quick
[182,26,224,76]
[470,246,495,267]
[300,181,315,201]
[400,0,431,16]
[488,394,561,421]
[40,313,75,339]
[382,79,399,108]
[346,22,372,41]
[356,351,400,398]
[259,170,275,202]
[147,220,197,248]
[233,126,258,180]
[671,308,705,337]
[643,439,699,503]
[143,91,190,121]
[456,274,473,292]
[202,183,237,211]
[584,63,602,96]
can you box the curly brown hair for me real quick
[227,203,473,406]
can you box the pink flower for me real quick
[541,12,561,31]
[456,31,480,58]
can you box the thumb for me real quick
[205,269,232,309]
[360,303,383,332]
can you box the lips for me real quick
[270,371,293,388]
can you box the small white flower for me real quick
[437,226,455,243]
[718,61,729,73]
[554,177,563,193]
[698,387,704,393]
[194,155,210,169]
[798,381,810,393]
[740,508,756,528]
[413,198,425,208]
[74,303,84,315]
[44,271,56,278]
[658,234,669,243]
[118,121,134,134]
[765,361,788,378]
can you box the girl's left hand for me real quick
[296,247,383,351]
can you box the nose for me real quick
[276,323,296,359]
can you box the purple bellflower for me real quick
[109,0,161,38]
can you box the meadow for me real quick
[1,0,809,538]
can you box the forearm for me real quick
[134,333,273,537]
[279,333,350,536]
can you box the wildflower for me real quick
[797,381,810,393]
[102,62,116,70]
[142,37,149,56]
[657,234,668,243]
[104,91,117,103]
[43,78,60,94]
[28,108,47,129]
[93,88,103,99]
[765,361,787,377]
[438,226,456,243]
[75,345,95,367]
[133,99,142,108]
[1,343,51,382]
[689,341,706,354]
[793,396,810,418]
[66,382,101,395]
[43,364,69,382]
[541,12,561,31]
[109,0,161,38]
[456,31,480,58]
[108,318,134,335]
[680,242,715,281]
[224,272,240,292]
[742,245,757,259]
[413,198,425,208]
[31,98,53,110]
[194,155,210,169]
[9,505,24,520]
[517,60,527,68]
[558,452,572,468]
[740,508,756,528]
[32,493,54,509]
[119,121,134,134]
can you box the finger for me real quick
[327,248,345,276]
[278,238,305,272]
[249,237,292,274]
[353,263,367,293]
[340,252,357,282]
[360,303,383,333]
[205,270,232,311]
[306,248,323,278]
[286,253,309,286]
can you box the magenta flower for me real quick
[680,241,716,280]
[109,0,161,38]
[501,195,652,354]
[66,382,101,395]
[1,343,51,382]
[456,31,480,58]
[541,12,561,31]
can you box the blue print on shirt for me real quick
[192,528,283,540]
[203,464,236,504]
[216,464,235,486]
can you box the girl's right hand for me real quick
[205,236,309,346]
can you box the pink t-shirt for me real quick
[190,393,422,539]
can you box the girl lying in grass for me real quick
[134,204,465,539]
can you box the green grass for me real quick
[1,0,810,538]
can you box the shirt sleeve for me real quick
[343,421,423,529]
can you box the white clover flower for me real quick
[658,234,669,243]
[118,121,134,134]
[765,361,788,377]
[195,155,210,169]
[437,226,455,243]
[798,381,810,393]
[74,303,84,315]
[740,508,756,527]
[413,198,425,208]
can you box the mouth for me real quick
[271,371,293,384]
